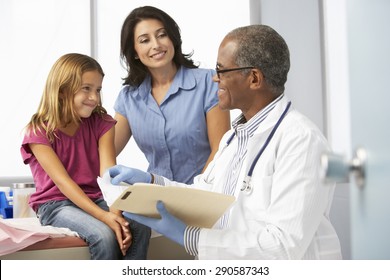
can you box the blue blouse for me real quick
[114,66,219,184]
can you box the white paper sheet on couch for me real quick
[0,217,78,256]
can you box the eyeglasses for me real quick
[215,66,255,79]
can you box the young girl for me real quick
[20,53,150,259]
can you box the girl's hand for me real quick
[102,211,132,255]
[121,223,132,255]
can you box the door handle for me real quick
[320,148,367,189]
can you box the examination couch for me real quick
[0,176,193,260]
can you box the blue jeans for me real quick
[37,198,151,260]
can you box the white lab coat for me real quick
[165,96,342,260]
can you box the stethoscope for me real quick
[225,101,292,194]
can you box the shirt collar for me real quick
[172,66,196,92]
[137,66,196,100]
[232,94,285,133]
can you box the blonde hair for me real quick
[26,53,107,142]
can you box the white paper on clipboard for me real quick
[97,170,235,228]
[108,183,235,229]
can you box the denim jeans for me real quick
[37,198,151,260]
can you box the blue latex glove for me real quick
[109,165,151,185]
[123,201,186,247]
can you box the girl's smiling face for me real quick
[73,70,103,118]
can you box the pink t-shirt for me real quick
[21,113,116,212]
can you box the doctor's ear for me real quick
[249,68,265,90]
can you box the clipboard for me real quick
[111,184,235,228]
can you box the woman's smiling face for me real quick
[133,19,175,70]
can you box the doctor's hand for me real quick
[123,201,186,247]
[109,165,152,185]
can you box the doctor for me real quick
[108,24,342,259]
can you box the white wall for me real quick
[0,0,91,178]
[0,0,249,177]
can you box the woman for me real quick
[114,6,230,184]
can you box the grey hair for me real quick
[226,25,290,95]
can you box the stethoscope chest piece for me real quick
[241,176,253,194]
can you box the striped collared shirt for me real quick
[218,94,284,229]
